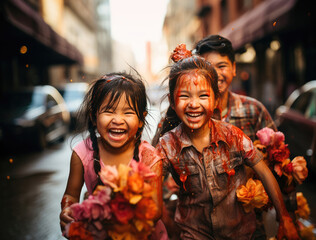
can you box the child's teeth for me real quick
[188,113,201,117]
[111,129,124,133]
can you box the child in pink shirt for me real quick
[60,72,167,239]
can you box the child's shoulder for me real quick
[158,124,183,143]
[139,140,155,151]
[139,140,161,166]
[73,138,93,155]
[212,118,239,130]
[212,119,247,140]
[73,138,91,149]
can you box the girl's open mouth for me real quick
[108,129,127,139]
[186,112,203,118]
[186,112,204,124]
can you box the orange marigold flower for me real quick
[135,197,158,220]
[299,225,315,240]
[295,192,310,220]
[292,156,308,184]
[68,222,93,240]
[236,178,269,213]
[127,172,144,194]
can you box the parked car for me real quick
[0,85,70,151]
[275,80,316,172]
[57,82,88,130]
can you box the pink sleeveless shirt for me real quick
[73,138,169,240]
[73,138,161,194]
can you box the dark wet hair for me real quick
[75,71,147,186]
[194,35,235,63]
[152,55,219,146]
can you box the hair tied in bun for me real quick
[170,43,192,63]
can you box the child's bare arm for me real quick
[252,160,300,240]
[59,151,84,231]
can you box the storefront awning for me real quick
[1,0,83,65]
[219,0,297,50]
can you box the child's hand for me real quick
[59,207,74,232]
[277,215,300,240]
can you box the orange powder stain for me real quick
[180,173,187,191]
[210,144,216,154]
[222,151,235,186]
[173,163,189,191]
[193,70,199,85]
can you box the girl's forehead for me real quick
[100,92,129,108]
[177,72,209,88]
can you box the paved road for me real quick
[0,138,75,240]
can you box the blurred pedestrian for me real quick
[59,72,167,239]
[155,44,300,240]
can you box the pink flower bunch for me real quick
[63,186,112,239]
[64,160,158,240]
[256,127,285,147]
[255,127,308,187]
[71,187,112,222]
[256,127,290,164]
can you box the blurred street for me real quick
[0,138,73,240]
[1,109,316,240]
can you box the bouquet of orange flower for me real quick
[254,127,308,189]
[64,160,158,240]
[237,127,308,213]
[236,178,269,212]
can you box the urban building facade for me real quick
[0,0,113,93]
